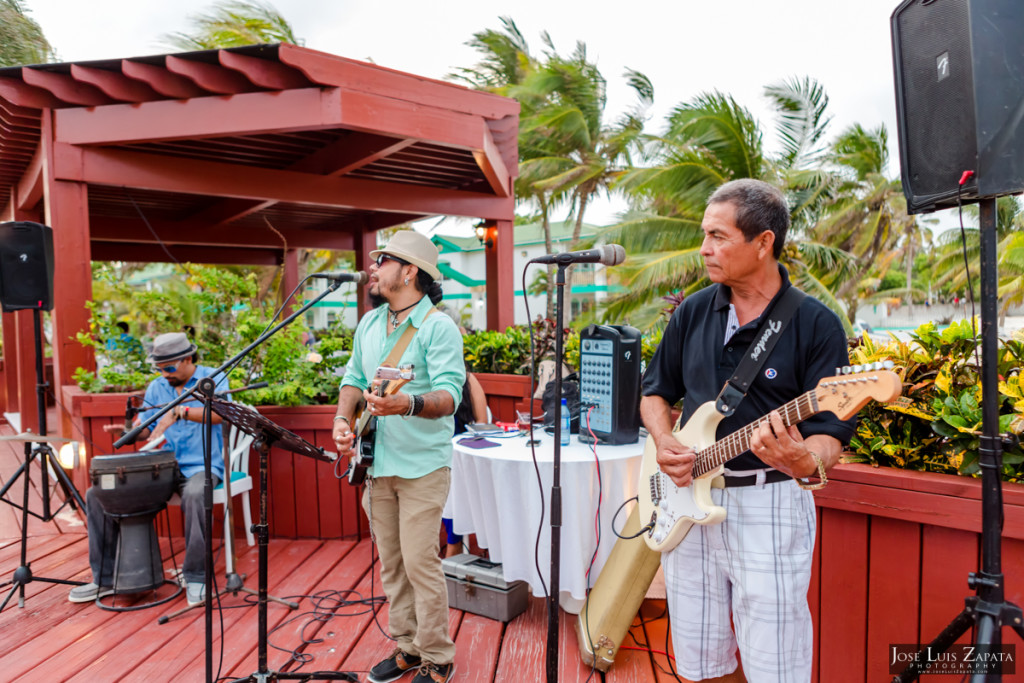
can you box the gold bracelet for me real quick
[796,451,828,490]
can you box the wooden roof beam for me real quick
[218,50,309,90]
[277,43,520,120]
[15,142,42,210]
[61,145,514,220]
[55,87,489,154]
[165,55,254,95]
[90,215,357,251]
[90,241,282,265]
[0,76,62,109]
[121,60,205,99]
[183,133,415,229]
[473,125,511,197]
[70,64,163,103]
[21,68,114,106]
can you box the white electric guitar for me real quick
[638,364,902,553]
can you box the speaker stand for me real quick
[0,309,85,612]
[893,198,1024,682]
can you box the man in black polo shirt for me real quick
[640,179,855,683]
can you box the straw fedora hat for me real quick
[369,230,441,281]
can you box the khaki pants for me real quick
[363,467,454,665]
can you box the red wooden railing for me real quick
[811,464,1024,682]
[58,381,1024,680]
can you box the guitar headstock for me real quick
[814,362,902,420]
[374,363,415,396]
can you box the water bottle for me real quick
[560,398,570,446]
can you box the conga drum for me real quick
[90,451,178,594]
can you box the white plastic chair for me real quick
[215,422,255,549]
[146,419,255,574]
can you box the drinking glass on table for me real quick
[516,410,533,437]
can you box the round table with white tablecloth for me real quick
[443,430,643,614]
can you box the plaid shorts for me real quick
[663,477,816,682]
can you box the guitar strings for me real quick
[692,391,818,477]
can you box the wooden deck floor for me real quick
[0,426,677,682]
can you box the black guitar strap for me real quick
[715,286,806,417]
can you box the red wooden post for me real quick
[43,112,94,436]
[281,247,299,314]
[13,311,36,431]
[0,194,43,421]
[486,219,514,331]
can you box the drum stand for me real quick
[157,461,298,624]
[0,309,85,612]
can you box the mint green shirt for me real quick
[341,297,465,479]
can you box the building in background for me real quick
[432,220,620,330]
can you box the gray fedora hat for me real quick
[369,230,441,280]
[147,332,197,364]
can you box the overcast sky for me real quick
[26,0,952,232]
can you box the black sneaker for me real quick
[411,662,454,683]
[367,648,422,683]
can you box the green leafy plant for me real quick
[75,265,354,406]
[846,320,1024,482]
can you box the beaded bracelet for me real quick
[796,451,828,490]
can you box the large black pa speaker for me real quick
[0,221,54,312]
[891,0,1024,215]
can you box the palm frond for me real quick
[764,76,832,169]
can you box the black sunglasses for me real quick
[375,254,408,267]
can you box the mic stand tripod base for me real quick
[156,571,299,625]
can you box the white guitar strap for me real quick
[715,286,805,417]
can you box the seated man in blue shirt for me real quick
[69,332,227,607]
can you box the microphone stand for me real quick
[545,262,568,683]
[114,276,350,683]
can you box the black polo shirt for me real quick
[641,266,856,470]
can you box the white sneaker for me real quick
[68,582,114,603]
[186,582,206,606]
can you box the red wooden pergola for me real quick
[0,43,518,433]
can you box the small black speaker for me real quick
[0,221,55,312]
[891,0,1024,214]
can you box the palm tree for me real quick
[931,197,1024,318]
[0,0,56,66]
[602,79,857,329]
[160,0,301,51]
[811,123,922,321]
[455,18,652,319]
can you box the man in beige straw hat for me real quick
[332,230,464,683]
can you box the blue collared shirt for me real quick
[141,365,228,480]
[341,297,465,479]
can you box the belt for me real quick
[722,469,792,488]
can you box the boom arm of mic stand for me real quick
[115,279,344,449]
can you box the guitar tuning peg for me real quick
[842,365,851,375]
[883,360,895,369]
[852,364,863,373]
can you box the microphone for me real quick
[529,244,625,267]
[309,271,368,284]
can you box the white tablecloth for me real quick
[444,431,643,614]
